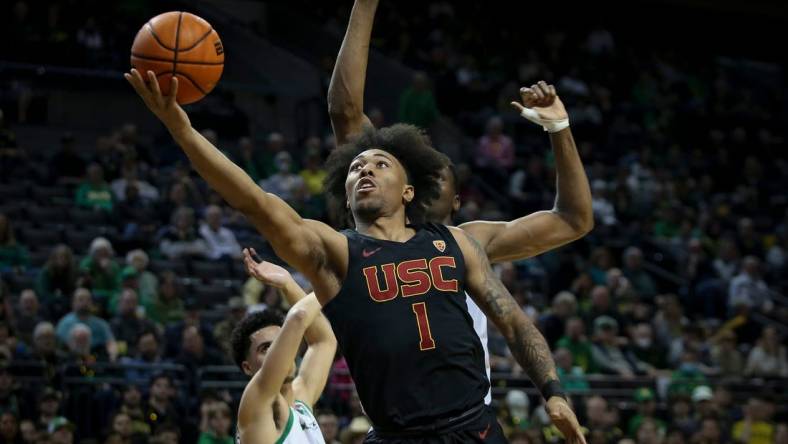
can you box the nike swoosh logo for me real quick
[478,423,491,440]
[362,247,382,258]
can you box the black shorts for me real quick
[363,406,508,444]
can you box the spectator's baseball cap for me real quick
[48,417,75,434]
[692,385,713,403]
[634,387,655,403]
[594,315,618,332]
[38,387,62,403]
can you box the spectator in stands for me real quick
[556,316,594,372]
[668,325,709,368]
[260,132,288,178]
[199,205,241,260]
[584,396,623,443]
[627,388,665,438]
[590,180,618,228]
[300,148,327,218]
[164,301,215,359]
[588,247,614,285]
[317,410,340,444]
[50,133,86,181]
[108,412,138,444]
[668,350,708,398]
[64,323,109,364]
[13,289,44,346]
[19,419,37,444]
[397,72,439,129]
[55,288,117,360]
[259,151,306,210]
[30,322,59,367]
[75,163,114,211]
[539,291,577,347]
[744,326,788,377]
[116,183,159,251]
[508,156,552,215]
[635,418,662,444]
[709,330,744,376]
[0,411,21,444]
[111,161,159,203]
[475,116,515,173]
[554,347,588,392]
[731,396,775,444]
[148,271,184,326]
[122,250,159,316]
[340,416,372,444]
[0,322,26,359]
[629,322,669,370]
[157,207,208,260]
[234,136,264,183]
[213,297,246,357]
[36,388,62,432]
[109,289,156,354]
[622,247,658,299]
[116,385,150,438]
[692,417,722,444]
[79,237,121,304]
[713,238,739,285]
[591,315,649,377]
[121,330,165,386]
[156,181,200,225]
[151,423,180,444]
[653,294,689,347]
[76,17,103,52]
[175,325,223,374]
[197,401,233,444]
[583,285,620,328]
[47,417,75,444]
[498,389,531,436]
[0,213,29,273]
[728,256,773,313]
[144,374,181,432]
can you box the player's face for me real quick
[424,166,459,224]
[244,326,297,381]
[346,149,413,221]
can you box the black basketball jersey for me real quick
[322,223,488,431]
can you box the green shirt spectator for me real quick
[555,348,590,392]
[556,317,595,373]
[35,245,79,315]
[75,163,114,211]
[79,237,121,302]
[627,388,666,437]
[398,72,439,129]
[147,271,185,325]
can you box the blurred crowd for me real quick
[2,0,788,444]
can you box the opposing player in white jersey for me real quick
[328,0,594,405]
[233,254,336,444]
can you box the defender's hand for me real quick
[124,69,190,134]
[511,81,569,132]
[546,396,587,444]
[243,248,294,289]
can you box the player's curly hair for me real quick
[324,124,448,229]
[230,309,284,371]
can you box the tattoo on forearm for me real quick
[466,233,557,388]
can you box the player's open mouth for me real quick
[356,177,377,193]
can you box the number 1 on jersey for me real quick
[411,302,436,350]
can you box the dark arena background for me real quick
[0,0,786,443]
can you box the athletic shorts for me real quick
[363,406,508,444]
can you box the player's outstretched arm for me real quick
[451,226,587,444]
[459,81,593,263]
[327,0,377,144]
[125,69,344,283]
[243,248,337,408]
[237,295,322,443]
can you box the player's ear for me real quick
[241,361,253,377]
[402,185,414,204]
[346,200,350,209]
[452,194,460,213]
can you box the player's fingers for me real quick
[250,248,260,261]
[519,87,536,104]
[510,101,525,113]
[146,71,163,101]
[531,84,545,101]
[548,84,557,97]
[168,76,179,105]
[126,70,148,96]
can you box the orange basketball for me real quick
[130,11,224,105]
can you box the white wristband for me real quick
[520,108,570,133]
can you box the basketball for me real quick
[130,11,224,105]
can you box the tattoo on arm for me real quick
[466,233,558,388]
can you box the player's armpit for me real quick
[459,209,590,264]
[450,227,558,390]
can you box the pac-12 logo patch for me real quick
[433,240,446,252]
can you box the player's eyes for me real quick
[350,163,363,172]
[377,161,389,168]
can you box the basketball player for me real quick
[232,258,332,444]
[328,0,593,421]
[125,69,584,442]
